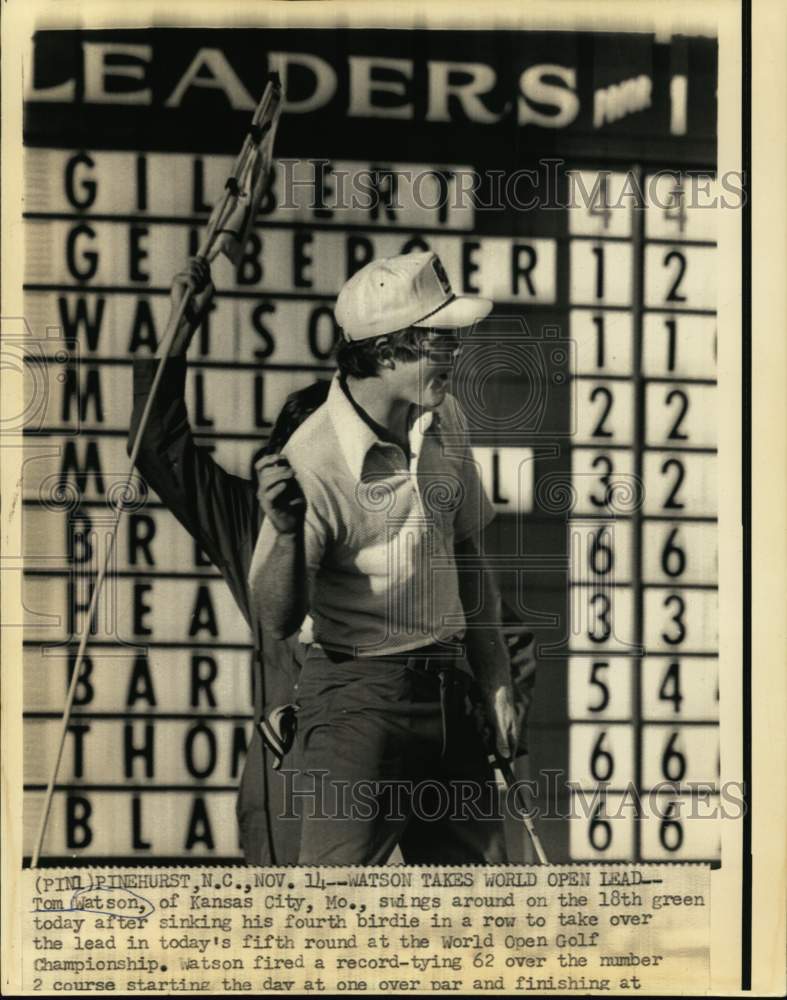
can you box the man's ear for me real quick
[374,337,395,369]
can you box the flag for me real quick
[208,81,281,266]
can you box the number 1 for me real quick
[593,315,606,368]
[665,318,677,372]
[592,246,605,300]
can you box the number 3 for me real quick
[589,592,612,643]
[662,594,686,645]
[590,454,614,507]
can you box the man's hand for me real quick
[489,681,518,763]
[505,627,536,756]
[166,257,215,355]
[506,628,536,680]
[506,628,536,707]
[255,454,305,534]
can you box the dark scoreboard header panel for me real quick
[25,29,716,162]
[22,27,719,863]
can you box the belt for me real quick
[311,636,465,668]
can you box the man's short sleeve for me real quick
[442,394,495,543]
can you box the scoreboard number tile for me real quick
[568,520,634,584]
[570,309,634,376]
[568,584,637,652]
[569,722,635,788]
[643,243,716,312]
[640,656,719,721]
[569,241,633,307]
[567,170,634,238]
[644,382,717,450]
[642,313,717,379]
[642,520,718,585]
[640,723,720,788]
[570,447,636,515]
[568,656,634,720]
[642,450,718,516]
[568,791,635,860]
[574,378,635,446]
[644,173,718,242]
[639,793,721,861]
[642,587,718,653]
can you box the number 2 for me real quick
[666,388,690,441]
[661,458,686,510]
[664,250,687,303]
[591,386,614,438]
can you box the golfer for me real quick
[249,251,517,865]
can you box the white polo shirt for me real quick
[257,374,494,656]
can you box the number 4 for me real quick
[659,661,684,712]
[664,182,687,233]
[589,173,613,229]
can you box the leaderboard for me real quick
[20,27,719,862]
[565,171,719,861]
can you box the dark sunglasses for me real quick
[405,328,463,362]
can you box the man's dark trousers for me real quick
[291,644,508,865]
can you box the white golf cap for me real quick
[334,251,493,341]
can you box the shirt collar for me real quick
[327,375,442,481]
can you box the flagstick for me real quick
[30,76,281,868]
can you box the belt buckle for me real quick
[422,653,454,675]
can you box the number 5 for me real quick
[589,661,610,712]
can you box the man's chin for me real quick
[423,377,450,407]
